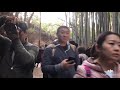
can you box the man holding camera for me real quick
[41,26,79,78]
[0,16,39,78]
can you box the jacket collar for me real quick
[53,39,71,52]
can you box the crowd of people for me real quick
[0,15,120,78]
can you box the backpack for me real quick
[46,43,76,57]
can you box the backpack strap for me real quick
[46,44,56,57]
[70,44,76,52]
[46,43,76,57]
[84,65,91,77]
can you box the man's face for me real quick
[19,31,27,44]
[57,27,70,43]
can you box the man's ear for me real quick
[95,44,101,52]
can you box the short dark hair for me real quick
[78,46,86,54]
[57,26,70,34]
[96,31,120,48]
[69,40,78,47]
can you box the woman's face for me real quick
[98,34,120,62]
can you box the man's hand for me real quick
[4,16,20,40]
[60,59,75,69]
[6,29,19,40]
[6,16,19,24]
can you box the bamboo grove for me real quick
[65,12,120,48]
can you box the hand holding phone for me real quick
[60,58,75,69]
[66,57,75,64]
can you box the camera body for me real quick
[0,16,27,34]
[4,21,18,34]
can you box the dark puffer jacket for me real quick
[41,41,79,78]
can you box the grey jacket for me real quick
[41,41,79,78]
[0,35,39,78]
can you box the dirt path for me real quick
[33,63,43,78]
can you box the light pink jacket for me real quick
[74,57,120,78]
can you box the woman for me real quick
[74,31,120,78]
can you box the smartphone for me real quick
[67,57,75,64]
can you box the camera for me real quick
[3,20,18,34]
[66,57,75,64]
[0,16,27,34]
[0,17,19,34]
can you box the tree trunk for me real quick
[68,12,71,28]
[107,12,110,31]
[24,12,27,21]
[92,12,95,44]
[115,12,118,33]
[27,12,34,24]
[98,12,102,33]
[103,12,107,31]
[118,13,120,33]
[75,12,78,43]
[80,12,83,46]
[85,12,88,48]
[15,12,20,17]
[65,12,68,26]
[96,12,100,38]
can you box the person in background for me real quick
[69,40,78,48]
[77,46,88,64]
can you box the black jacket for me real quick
[0,35,39,78]
[41,41,79,78]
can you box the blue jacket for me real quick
[41,41,79,78]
